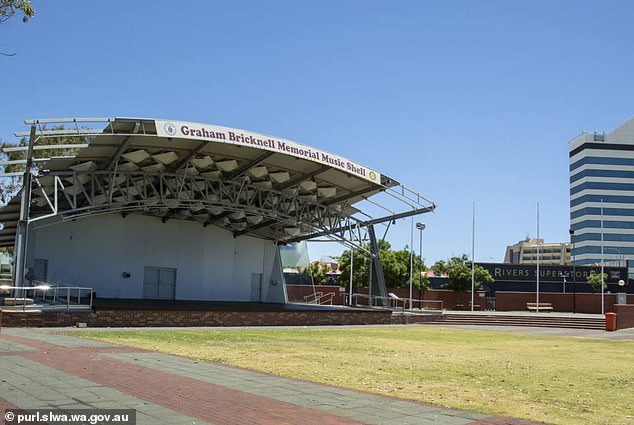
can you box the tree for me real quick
[1,1,35,56]
[417,273,430,296]
[338,240,426,289]
[338,245,371,289]
[0,139,23,204]
[587,270,608,293]
[434,256,494,295]
[0,0,35,23]
[301,262,331,285]
[0,125,85,205]
[431,259,449,276]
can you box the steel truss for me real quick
[2,119,437,303]
[28,170,368,245]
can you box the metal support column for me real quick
[14,125,36,287]
[368,225,388,307]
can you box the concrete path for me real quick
[0,328,541,425]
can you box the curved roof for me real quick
[0,117,435,248]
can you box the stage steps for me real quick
[432,313,605,330]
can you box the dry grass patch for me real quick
[73,326,634,425]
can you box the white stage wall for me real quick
[26,214,287,302]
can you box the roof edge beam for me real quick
[284,204,436,244]
[104,122,141,170]
[3,144,89,153]
[25,118,113,125]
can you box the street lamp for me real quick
[416,222,426,306]
[617,279,627,305]
[601,199,605,315]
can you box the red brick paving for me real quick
[0,395,19,413]
[1,333,544,425]
[3,334,367,425]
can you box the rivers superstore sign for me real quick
[476,263,627,284]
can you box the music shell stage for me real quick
[0,118,435,325]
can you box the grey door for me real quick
[143,266,176,300]
[33,259,48,283]
[250,273,262,302]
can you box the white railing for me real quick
[0,283,94,311]
[347,293,443,310]
[303,291,335,305]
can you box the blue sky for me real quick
[2,1,634,265]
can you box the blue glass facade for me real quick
[570,168,634,183]
[569,118,634,267]
[570,156,634,171]
[571,207,634,219]
[571,194,634,208]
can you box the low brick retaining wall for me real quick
[0,308,393,328]
[390,312,443,325]
[615,304,634,330]
[495,291,634,314]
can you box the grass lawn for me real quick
[73,326,634,425]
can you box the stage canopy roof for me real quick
[0,118,435,249]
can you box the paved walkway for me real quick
[0,328,542,425]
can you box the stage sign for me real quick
[155,119,382,185]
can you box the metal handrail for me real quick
[303,291,335,305]
[317,292,335,305]
[348,293,443,310]
[0,284,93,311]
[303,292,323,303]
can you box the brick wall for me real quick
[0,308,392,328]
[495,291,634,313]
[615,304,634,330]
[390,312,444,324]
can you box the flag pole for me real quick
[471,202,475,311]
[536,202,540,313]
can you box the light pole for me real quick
[471,202,476,312]
[570,228,576,313]
[416,222,426,305]
[409,217,414,310]
[601,199,605,315]
[349,249,354,306]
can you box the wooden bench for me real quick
[526,302,553,312]
[453,303,480,311]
